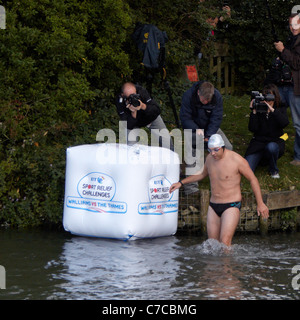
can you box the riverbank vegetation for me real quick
[0,0,299,227]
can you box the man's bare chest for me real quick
[208,161,239,182]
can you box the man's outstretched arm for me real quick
[239,157,269,219]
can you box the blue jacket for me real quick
[180,81,223,139]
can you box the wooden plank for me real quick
[178,189,300,233]
[264,190,300,210]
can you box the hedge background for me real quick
[0,0,298,227]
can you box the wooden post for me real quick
[200,189,210,235]
[209,42,234,94]
[259,216,268,236]
[225,60,229,94]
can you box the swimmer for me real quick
[170,134,269,246]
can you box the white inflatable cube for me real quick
[63,143,180,240]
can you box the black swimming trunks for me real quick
[209,201,242,217]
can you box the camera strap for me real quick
[265,0,279,42]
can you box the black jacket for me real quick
[116,85,161,129]
[245,104,289,157]
[180,81,223,139]
[281,34,300,95]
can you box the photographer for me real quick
[245,84,289,179]
[116,82,173,150]
[273,13,300,166]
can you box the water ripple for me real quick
[1,230,300,300]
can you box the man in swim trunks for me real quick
[169,134,269,246]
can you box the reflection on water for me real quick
[0,229,299,300]
[192,238,300,300]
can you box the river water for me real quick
[0,229,299,300]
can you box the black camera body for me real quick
[125,94,141,107]
[251,91,275,113]
[266,57,293,85]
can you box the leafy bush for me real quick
[0,0,299,227]
[226,0,294,90]
[0,0,132,227]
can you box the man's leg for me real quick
[245,151,263,172]
[148,115,174,150]
[288,91,300,161]
[206,206,221,241]
[219,208,240,246]
[280,86,300,161]
[264,142,280,174]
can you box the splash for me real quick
[197,238,232,256]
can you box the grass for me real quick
[161,93,300,193]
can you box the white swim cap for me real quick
[208,134,225,148]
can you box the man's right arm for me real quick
[169,163,208,193]
[180,89,199,130]
[115,96,138,129]
[238,156,269,219]
[205,90,223,138]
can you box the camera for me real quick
[251,91,275,113]
[272,58,292,83]
[125,94,141,107]
[266,57,293,85]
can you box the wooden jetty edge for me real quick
[177,189,300,235]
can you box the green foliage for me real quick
[0,0,299,228]
[126,0,223,78]
[123,0,298,91]
[280,207,298,231]
[84,0,132,89]
[227,0,297,90]
[0,0,132,227]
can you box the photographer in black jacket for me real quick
[116,82,173,150]
[245,84,289,179]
